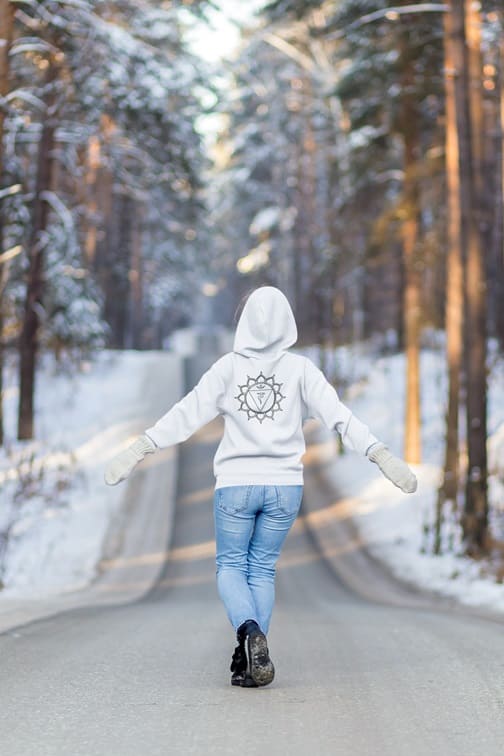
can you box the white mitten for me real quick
[367,442,417,493]
[104,434,156,486]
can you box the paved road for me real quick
[1,415,504,754]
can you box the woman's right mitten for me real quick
[104,434,156,486]
[367,442,417,493]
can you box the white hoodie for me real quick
[145,286,379,488]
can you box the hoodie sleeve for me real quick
[144,354,229,449]
[302,357,379,456]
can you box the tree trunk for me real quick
[437,5,465,541]
[102,192,133,348]
[84,134,101,267]
[486,46,503,345]
[496,36,504,351]
[399,14,422,465]
[129,203,144,349]
[460,0,488,553]
[402,159,422,465]
[294,82,317,342]
[0,0,16,445]
[17,66,56,440]
[0,0,14,180]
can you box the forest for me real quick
[0,0,503,564]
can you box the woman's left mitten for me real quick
[367,443,417,493]
[104,434,156,486]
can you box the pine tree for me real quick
[0,1,209,440]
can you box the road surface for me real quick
[1,361,503,755]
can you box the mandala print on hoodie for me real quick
[235,372,286,423]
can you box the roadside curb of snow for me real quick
[302,421,504,625]
[0,353,186,635]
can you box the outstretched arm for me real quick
[105,355,229,486]
[302,357,417,493]
[144,355,228,448]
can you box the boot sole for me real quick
[247,631,275,687]
[231,673,258,688]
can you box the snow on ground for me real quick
[2,336,503,613]
[301,338,504,613]
[0,350,176,598]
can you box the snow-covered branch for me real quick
[40,191,74,234]
[0,184,22,201]
[328,3,448,39]
[262,32,317,74]
[5,89,46,110]
[0,245,23,265]
[10,38,59,56]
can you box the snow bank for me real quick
[0,350,178,598]
[302,341,504,613]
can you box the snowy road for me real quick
[1,358,504,755]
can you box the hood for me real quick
[233,286,298,359]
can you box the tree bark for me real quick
[129,203,144,349]
[496,36,504,351]
[402,158,422,465]
[460,0,488,553]
[399,12,422,465]
[84,134,101,267]
[0,0,16,445]
[485,44,503,346]
[437,5,465,535]
[102,192,133,348]
[17,65,56,440]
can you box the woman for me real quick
[105,286,417,689]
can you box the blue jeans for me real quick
[213,484,304,634]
